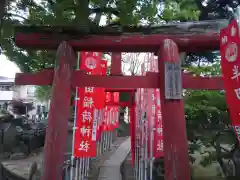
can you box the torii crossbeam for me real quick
[15,70,223,90]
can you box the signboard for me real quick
[164,62,182,99]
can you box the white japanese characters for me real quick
[152,94,156,101]
[151,105,156,114]
[80,126,92,137]
[225,42,238,62]
[93,52,99,56]
[230,65,240,99]
[85,87,94,93]
[83,97,94,108]
[81,110,92,123]
[221,35,228,45]
[231,26,236,36]
[157,110,162,121]
[157,127,163,136]
[157,140,164,151]
[79,140,90,152]
[231,65,240,82]
[234,88,240,99]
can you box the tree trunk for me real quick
[0,0,8,26]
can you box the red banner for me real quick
[73,52,102,157]
[113,106,119,129]
[220,19,240,141]
[102,107,110,131]
[152,57,164,158]
[105,92,111,103]
[96,60,107,141]
[154,89,164,157]
[112,92,120,129]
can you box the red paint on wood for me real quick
[111,53,122,75]
[15,69,54,85]
[15,70,223,90]
[72,72,158,88]
[15,32,219,52]
[105,88,136,92]
[129,104,136,165]
[41,42,76,180]
[105,101,134,107]
[158,39,190,180]
[182,74,223,90]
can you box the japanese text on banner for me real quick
[74,52,102,157]
[220,19,240,142]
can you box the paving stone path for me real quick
[97,138,131,180]
[0,137,128,180]
[88,137,129,180]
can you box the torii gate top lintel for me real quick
[14,19,226,53]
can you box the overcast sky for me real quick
[0,55,20,78]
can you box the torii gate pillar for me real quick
[41,42,76,180]
[158,39,190,180]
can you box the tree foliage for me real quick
[1,0,239,73]
[0,0,197,101]
[34,86,51,102]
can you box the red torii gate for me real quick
[14,26,223,180]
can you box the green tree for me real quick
[0,0,200,101]
[183,59,233,167]
[34,85,52,102]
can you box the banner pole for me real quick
[79,158,83,180]
[70,51,81,180]
[83,158,87,179]
[150,129,154,180]
[76,159,81,180]
[140,110,144,180]
[135,106,140,180]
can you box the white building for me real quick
[0,76,14,108]
[0,76,49,117]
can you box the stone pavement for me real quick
[88,137,128,180]
[97,138,131,180]
[0,137,129,180]
[1,150,43,179]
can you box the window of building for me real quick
[0,85,13,91]
[27,86,35,95]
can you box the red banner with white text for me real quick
[96,60,107,141]
[153,57,164,158]
[154,88,164,157]
[74,52,102,157]
[220,19,240,142]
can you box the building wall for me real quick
[0,91,13,101]
[0,79,50,118]
[13,85,50,117]
[13,85,35,101]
